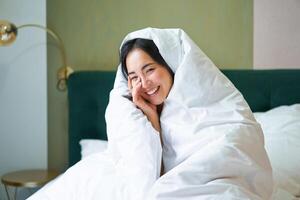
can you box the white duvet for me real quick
[28,28,273,200]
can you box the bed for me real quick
[67,69,300,198]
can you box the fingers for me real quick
[132,82,142,101]
[128,77,138,90]
[128,79,132,90]
[128,77,141,91]
[130,78,147,109]
[128,77,156,114]
[128,78,158,119]
[132,77,141,88]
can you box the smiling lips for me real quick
[145,86,160,96]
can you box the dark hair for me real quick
[120,38,174,79]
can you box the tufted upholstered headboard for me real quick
[67,69,300,166]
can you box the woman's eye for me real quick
[146,68,154,73]
[130,76,138,81]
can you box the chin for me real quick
[150,98,164,106]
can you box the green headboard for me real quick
[67,69,300,166]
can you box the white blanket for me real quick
[28,28,273,200]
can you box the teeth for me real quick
[146,87,159,95]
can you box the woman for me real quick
[106,28,273,199]
[120,38,174,134]
[119,38,175,177]
[28,28,273,200]
[120,38,174,133]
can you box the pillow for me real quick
[79,139,108,159]
[254,104,300,196]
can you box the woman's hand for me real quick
[128,78,161,133]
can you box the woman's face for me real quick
[126,48,173,105]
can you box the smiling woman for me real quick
[28,28,273,200]
[120,39,174,133]
[126,49,173,106]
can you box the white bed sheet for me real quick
[28,152,297,200]
[272,188,299,200]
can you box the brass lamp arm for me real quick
[0,20,74,91]
[18,24,67,69]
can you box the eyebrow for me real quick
[128,63,155,76]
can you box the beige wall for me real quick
[47,0,253,171]
[254,0,300,68]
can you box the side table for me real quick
[1,169,59,200]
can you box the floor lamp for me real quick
[0,20,73,91]
[0,20,70,199]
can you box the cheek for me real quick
[149,71,166,84]
[162,74,173,94]
[153,70,169,82]
[148,69,173,93]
